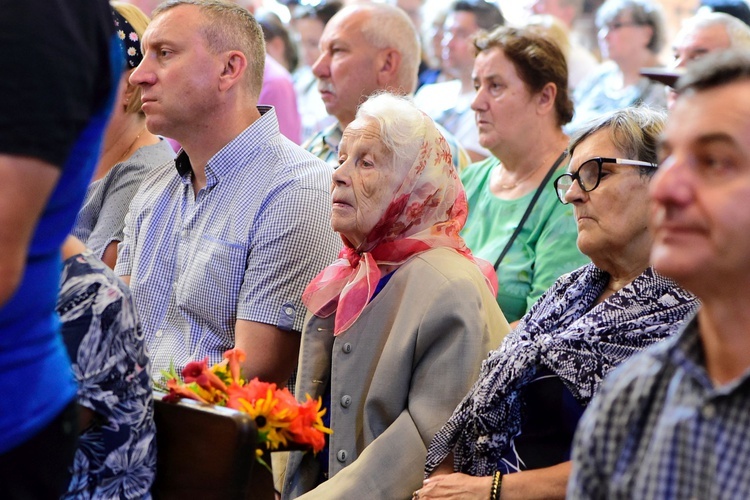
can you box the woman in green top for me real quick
[461,26,589,323]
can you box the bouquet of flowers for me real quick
[159,348,331,458]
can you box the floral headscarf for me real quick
[112,8,143,68]
[302,113,497,336]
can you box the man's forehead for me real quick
[144,5,201,44]
[668,81,750,145]
[324,10,369,42]
[675,23,730,51]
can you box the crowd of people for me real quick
[2,0,750,498]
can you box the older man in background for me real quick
[306,2,471,171]
[657,11,750,108]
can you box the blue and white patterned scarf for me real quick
[424,263,699,477]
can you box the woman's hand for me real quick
[414,473,492,499]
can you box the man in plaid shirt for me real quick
[568,50,750,499]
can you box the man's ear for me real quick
[219,50,248,91]
[376,48,402,88]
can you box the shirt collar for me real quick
[321,122,343,154]
[173,106,279,186]
[663,316,750,394]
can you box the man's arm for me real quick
[234,319,300,386]
[0,155,60,306]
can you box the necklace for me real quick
[494,160,547,191]
[117,127,145,163]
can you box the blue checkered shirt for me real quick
[568,315,750,499]
[116,107,341,376]
[304,121,472,171]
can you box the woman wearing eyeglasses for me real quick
[415,107,699,500]
[567,0,667,133]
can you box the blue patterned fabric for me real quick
[58,251,155,499]
[568,317,750,499]
[425,264,699,477]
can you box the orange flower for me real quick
[286,395,331,453]
[161,349,332,458]
[165,378,209,404]
[223,349,246,385]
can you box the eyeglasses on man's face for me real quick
[554,157,658,204]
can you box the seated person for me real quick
[460,26,589,324]
[568,49,750,500]
[72,2,175,269]
[58,236,155,499]
[418,107,699,500]
[282,93,509,499]
[568,0,668,133]
[118,0,339,384]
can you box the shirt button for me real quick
[284,306,294,315]
[340,395,352,408]
[702,403,716,419]
[155,330,163,338]
[337,450,347,463]
[342,343,352,354]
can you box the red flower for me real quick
[182,357,227,392]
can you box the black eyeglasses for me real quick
[554,157,658,204]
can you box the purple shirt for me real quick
[259,54,301,144]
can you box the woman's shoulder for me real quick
[401,248,488,286]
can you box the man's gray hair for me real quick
[356,92,427,167]
[681,11,750,50]
[154,0,266,97]
[355,4,421,95]
[675,48,750,95]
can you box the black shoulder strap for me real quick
[493,151,568,271]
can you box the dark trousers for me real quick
[0,400,78,499]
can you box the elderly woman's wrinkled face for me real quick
[564,129,652,263]
[332,116,408,248]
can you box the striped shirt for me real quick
[304,121,472,171]
[568,316,750,499]
[116,107,341,376]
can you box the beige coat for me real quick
[282,247,509,499]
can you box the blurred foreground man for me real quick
[569,50,750,498]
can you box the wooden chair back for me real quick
[152,392,273,500]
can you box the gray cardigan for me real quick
[282,247,509,499]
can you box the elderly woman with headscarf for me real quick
[281,93,509,499]
[416,108,700,500]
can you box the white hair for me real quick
[356,92,427,165]
[356,4,421,94]
[682,11,750,50]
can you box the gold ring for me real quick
[412,490,420,499]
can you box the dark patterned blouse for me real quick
[57,251,156,499]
